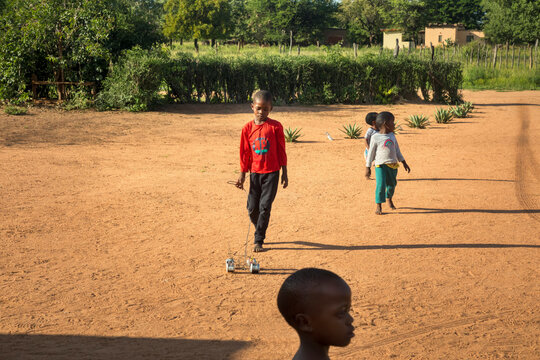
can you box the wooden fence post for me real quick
[535,39,539,68]
[492,45,498,68]
[297,45,300,55]
[354,43,358,58]
[505,42,509,68]
[289,30,293,55]
[517,46,521,68]
[31,74,38,98]
[430,42,434,61]
[511,44,515,68]
[529,43,533,69]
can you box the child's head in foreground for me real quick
[277,268,354,353]
[251,90,273,122]
[365,112,378,128]
[375,111,395,133]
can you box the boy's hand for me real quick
[236,172,246,189]
[365,167,371,179]
[402,161,411,173]
[281,169,288,189]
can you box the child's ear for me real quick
[294,313,312,333]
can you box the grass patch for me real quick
[463,66,539,90]
[4,105,27,115]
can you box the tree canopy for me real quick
[482,0,539,43]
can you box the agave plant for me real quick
[284,127,303,142]
[406,114,430,129]
[434,108,453,124]
[451,105,469,118]
[393,120,403,134]
[461,101,474,113]
[339,123,363,139]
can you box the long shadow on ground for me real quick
[398,207,539,214]
[399,178,514,182]
[0,334,249,360]
[268,241,539,251]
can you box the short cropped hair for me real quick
[277,268,346,327]
[365,112,378,125]
[253,90,273,104]
[375,111,394,131]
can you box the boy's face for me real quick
[251,99,272,122]
[304,281,354,347]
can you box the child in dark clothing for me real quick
[364,112,378,179]
[235,90,288,252]
[277,268,354,360]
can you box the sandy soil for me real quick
[1,90,539,359]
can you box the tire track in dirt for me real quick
[515,106,540,222]
[335,312,505,356]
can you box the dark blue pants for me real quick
[247,171,280,244]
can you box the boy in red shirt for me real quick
[235,90,288,252]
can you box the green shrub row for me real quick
[97,47,463,111]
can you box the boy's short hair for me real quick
[253,90,273,104]
[277,268,346,327]
[365,112,378,125]
[375,111,394,130]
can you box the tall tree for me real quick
[385,0,427,41]
[424,0,484,29]
[164,0,231,48]
[338,0,390,45]
[482,0,539,43]
[244,0,337,45]
[0,0,165,100]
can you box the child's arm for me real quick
[236,127,251,189]
[365,141,377,179]
[364,138,370,149]
[277,124,288,188]
[394,137,410,173]
[401,160,410,173]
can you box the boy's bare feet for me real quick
[375,203,382,215]
[254,243,264,252]
[388,198,396,210]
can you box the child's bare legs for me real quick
[387,198,396,210]
[375,203,383,215]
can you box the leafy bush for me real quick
[62,87,93,110]
[98,50,463,110]
[96,47,169,111]
[340,123,363,139]
[4,105,27,115]
[406,114,430,129]
[434,108,453,124]
[284,127,303,142]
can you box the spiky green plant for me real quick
[406,114,430,129]
[4,105,27,115]
[339,123,363,139]
[461,101,474,112]
[393,120,403,134]
[284,127,303,142]
[451,105,469,118]
[434,108,453,124]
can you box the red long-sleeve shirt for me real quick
[240,118,287,174]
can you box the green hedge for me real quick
[98,48,463,111]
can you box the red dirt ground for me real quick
[1,90,539,359]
